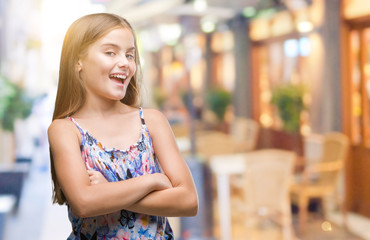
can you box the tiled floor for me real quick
[2,163,369,240]
[224,211,364,240]
[211,189,367,240]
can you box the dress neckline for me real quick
[69,108,146,153]
[82,126,145,153]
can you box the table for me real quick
[209,153,247,240]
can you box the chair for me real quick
[238,149,296,240]
[303,133,324,165]
[196,131,240,161]
[228,117,260,199]
[290,132,349,234]
[230,117,260,152]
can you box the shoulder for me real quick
[48,118,80,141]
[48,118,75,132]
[141,108,168,124]
[141,108,170,131]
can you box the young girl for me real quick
[48,13,198,240]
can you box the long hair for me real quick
[50,13,142,205]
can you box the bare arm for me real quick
[123,109,198,217]
[48,119,172,218]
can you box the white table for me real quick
[209,153,247,240]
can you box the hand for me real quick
[153,173,173,190]
[87,169,108,185]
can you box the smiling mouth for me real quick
[109,73,128,85]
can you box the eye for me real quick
[106,51,115,56]
[126,53,135,60]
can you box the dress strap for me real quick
[139,107,146,125]
[68,117,85,136]
[138,108,154,152]
[68,117,86,148]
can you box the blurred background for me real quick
[1,0,370,239]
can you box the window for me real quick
[349,27,370,147]
[253,36,312,134]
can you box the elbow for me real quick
[72,201,89,218]
[188,197,198,217]
[73,206,90,218]
[70,195,96,218]
[191,194,199,216]
[182,193,199,217]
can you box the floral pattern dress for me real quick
[67,108,173,240]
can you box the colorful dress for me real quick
[67,108,173,240]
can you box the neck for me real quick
[74,96,128,119]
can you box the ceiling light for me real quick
[158,24,182,46]
[201,22,215,33]
[297,21,313,33]
[193,0,207,12]
[201,16,216,33]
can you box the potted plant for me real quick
[205,88,231,132]
[0,75,34,212]
[0,75,34,163]
[270,82,307,133]
[206,88,232,122]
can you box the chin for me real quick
[110,90,127,100]
[114,95,126,101]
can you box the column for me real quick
[316,0,342,132]
[230,15,253,118]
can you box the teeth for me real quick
[111,74,127,79]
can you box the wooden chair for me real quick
[303,133,324,164]
[196,131,239,161]
[238,149,296,240]
[228,117,260,201]
[290,132,349,234]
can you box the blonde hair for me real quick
[50,13,142,205]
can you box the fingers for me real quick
[87,170,98,184]
[89,175,99,185]
[86,169,95,176]
[86,169,108,185]
[90,179,98,185]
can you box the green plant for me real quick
[271,82,306,133]
[206,88,231,121]
[0,76,34,131]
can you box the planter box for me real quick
[256,127,304,156]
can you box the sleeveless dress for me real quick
[67,108,174,240]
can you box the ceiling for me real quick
[102,0,310,30]
[104,0,261,28]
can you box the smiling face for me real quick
[76,27,137,103]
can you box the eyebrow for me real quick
[101,43,135,51]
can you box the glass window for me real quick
[254,36,312,134]
[348,27,370,147]
[350,30,362,144]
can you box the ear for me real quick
[75,60,82,72]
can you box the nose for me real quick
[117,55,129,68]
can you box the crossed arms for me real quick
[48,109,198,218]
